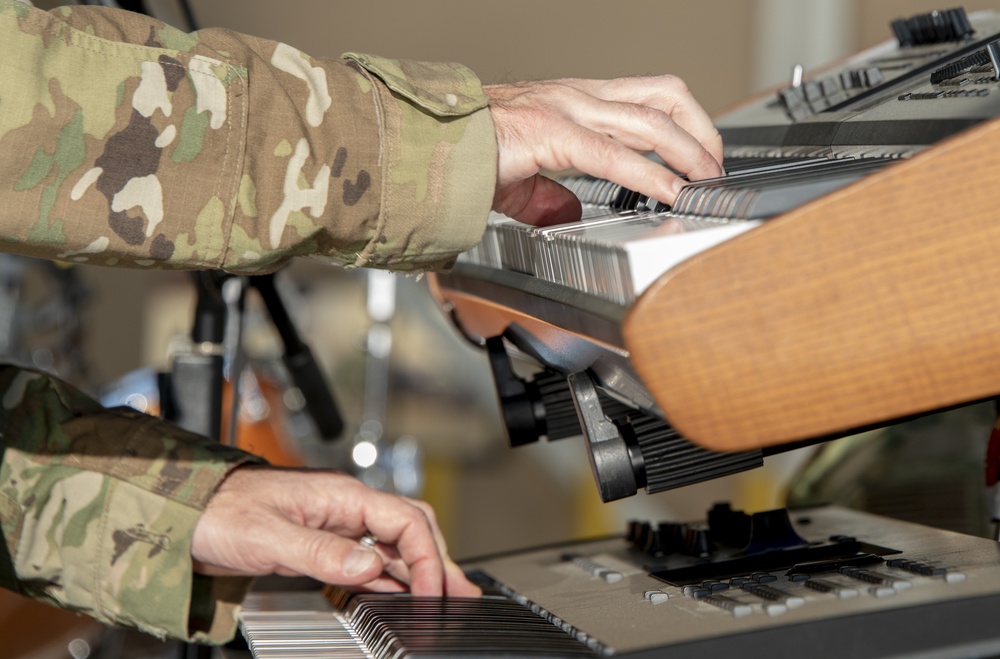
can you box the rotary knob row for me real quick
[892,8,974,47]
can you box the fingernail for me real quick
[672,177,687,196]
[344,547,377,577]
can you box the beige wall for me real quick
[189,0,758,114]
[185,1,1000,107]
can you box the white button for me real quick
[602,571,623,584]
[945,572,967,584]
[784,596,806,609]
[445,93,459,107]
[731,604,753,618]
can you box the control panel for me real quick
[718,8,1000,154]
[464,505,1000,658]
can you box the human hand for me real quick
[486,76,724,225]
[190,466,480,597]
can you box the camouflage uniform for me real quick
[0,366,264,642]
[0,0,497,644]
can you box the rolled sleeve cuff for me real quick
[96,473,255,644]
[0,365,265,644]
[343,53,497,271]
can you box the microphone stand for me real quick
[249,274,344,440]
[161,271,227,442]
[161,270,344,659]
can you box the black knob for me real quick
[682,527,716,557]
[626,520,651,549]
[485,337,580,447]
[707,502,752,548]
[776,85,811,121]
[667,522,689,555]
[841,67,885,90]
[644,528,669,557]
[625,520,644,545]
[743,509,809,553]
[634,522,652,550]
[892,8,973,47]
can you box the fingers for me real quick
[570,76,724,169]
[352,490,481,596]
[486,75,724,225]
[272,518,386,585]
[344,493,479,596]
[547,122,700,203]
[401,497,482,597]
[191,467,480,598]
[444,558,481,597]
[561,93,722,182]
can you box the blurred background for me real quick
[7,0,1000,656]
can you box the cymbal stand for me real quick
[352,270,422,496]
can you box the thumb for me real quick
[279,523,385,586]
[493,174,582,226]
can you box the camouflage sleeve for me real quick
[0,1,497,273]
[0,364,266,643]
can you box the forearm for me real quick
[0,1,496,272]
[0,365,264,642]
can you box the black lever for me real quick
[249,274,344,440]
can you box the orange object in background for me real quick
[103,365,310,468]
[221,376,305,467]
[0,589,105,659]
